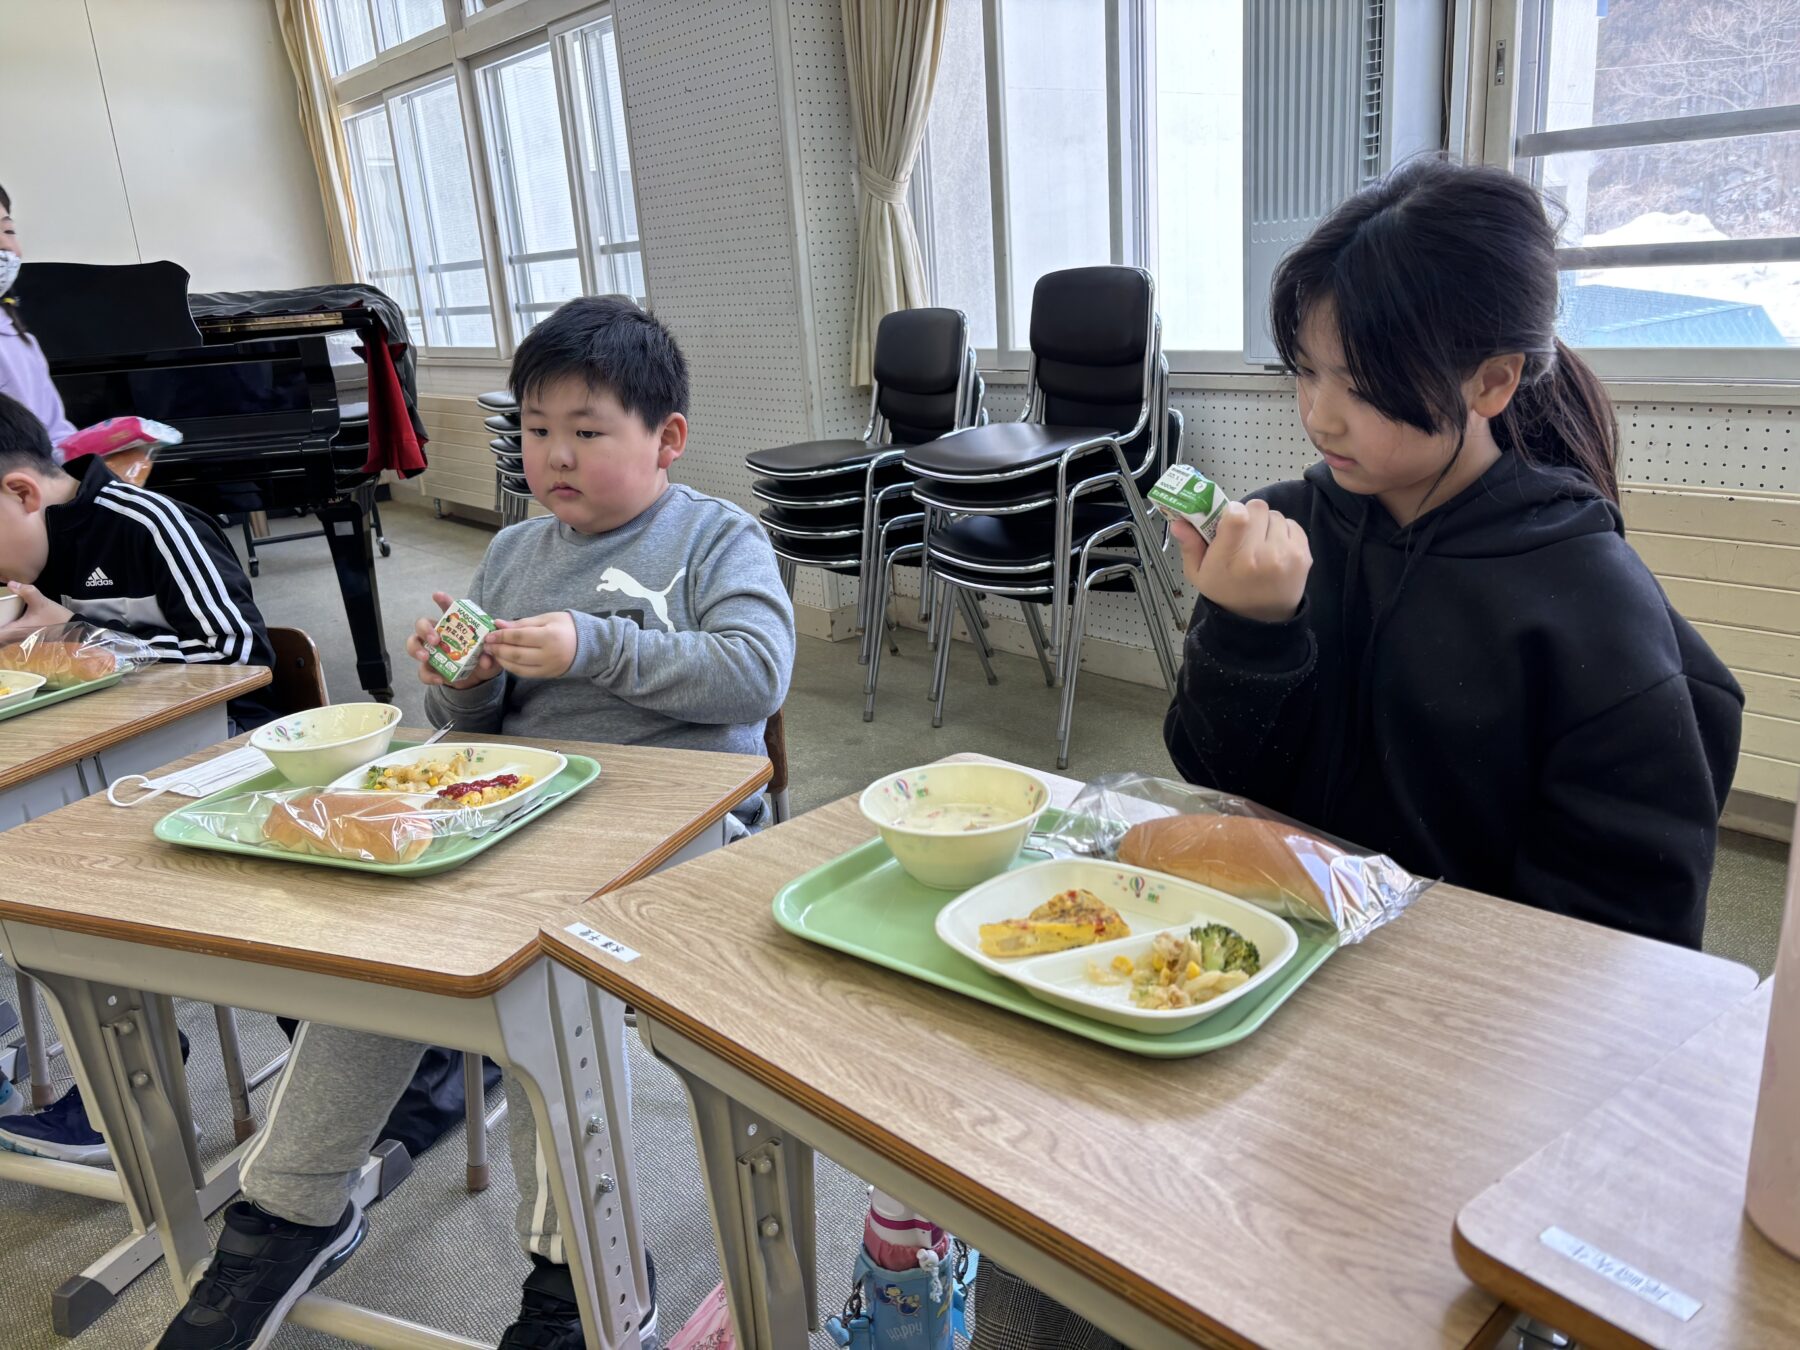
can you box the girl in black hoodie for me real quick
[1164,159,1743,950]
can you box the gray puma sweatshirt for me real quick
[424,483,795,760]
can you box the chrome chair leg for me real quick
[866,544,921,721]
[1134,566,1179,692]
[1057,577,1097,770]
[931,581,956,726]
[956,590,999,686]
[777,558,797,597]
[1020,602,1055,687]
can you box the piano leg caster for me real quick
[378,539,392,558]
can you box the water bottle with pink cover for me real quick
[826,1188,973,1348]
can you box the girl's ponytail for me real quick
[1494,337,1619,505]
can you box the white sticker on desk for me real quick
[1539,1226,1701,1322]
[564,922,640,963]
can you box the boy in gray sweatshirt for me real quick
[156,298,795,1350]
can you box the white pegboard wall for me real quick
[1615,401,1797,493]
[785,0,867,439]
[614,0,810,515]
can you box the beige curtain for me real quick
[277,0,361,283]
[843,0,948,386]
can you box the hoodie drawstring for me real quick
[1319,506,1447,822]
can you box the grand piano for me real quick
[12,261,420,702]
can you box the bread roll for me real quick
[263,792,435,864]
[0,640,119,688]
[1117,814,1342,921]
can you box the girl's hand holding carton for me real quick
[1172,498,1313,623]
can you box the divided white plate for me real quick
[934,858,1299,1034]
[328,742,567,822]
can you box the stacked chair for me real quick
[744,308,984,719]
[477,390,531,526]
[904,266,1181,768]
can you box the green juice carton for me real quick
[1147,464,1230,542]
[428,599,497,683]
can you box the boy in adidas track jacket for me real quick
[0,393,275,730]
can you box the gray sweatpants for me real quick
[238,1021,576,1262]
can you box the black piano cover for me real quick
[190,284,425,445]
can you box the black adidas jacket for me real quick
[39,458,276,729]
[1164,453,1743,950]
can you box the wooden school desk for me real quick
[0,662,271,828]
[0,730,768,1348]
[0,663,271,1179]
[0,665,272,1325]
[539,758,1759,1350]
[1456,983,1800,1349]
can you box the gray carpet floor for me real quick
[1,496,1785,1349]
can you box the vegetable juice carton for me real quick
[1147,464,1230,542]
[428,599,497,683]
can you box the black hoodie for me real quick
[1163,453,1743,949]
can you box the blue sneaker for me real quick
[0,1077,23,1118]
[0,1083,108,1164]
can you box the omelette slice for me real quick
[978,888,1131,959]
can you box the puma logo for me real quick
[596,566,685,631]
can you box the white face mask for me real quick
[0,251,20,300]
[107,745,273,807]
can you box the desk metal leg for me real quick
[15,969,57,1105]
[26,973,213,1293]
[498,962,647,1350]
[662,1054,814,1350]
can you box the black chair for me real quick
[904,267,1177,670]
[744,308,982,680]
[478,392,530,525]
[921,407,1185,768]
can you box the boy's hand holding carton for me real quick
[409,593,582,687]
[409,593,502,689]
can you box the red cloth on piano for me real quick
[357,329,428,475]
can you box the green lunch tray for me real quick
[0,671,125,724]
[154,740,601,877]
[772,812,1337,1058]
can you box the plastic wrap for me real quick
[178,787,509,864]
[0,622,159,687]
[1040,772,1427,946]
[55,416,183,485]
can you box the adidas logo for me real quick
[85,567,112,589]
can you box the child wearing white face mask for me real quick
[0,184,75,448]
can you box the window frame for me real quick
[1480,0,1800,384]
[913,0,1258,377]
[320,0,649,361]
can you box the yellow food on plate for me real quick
[977,888,1131,959]
[1085,923,1261,1010]
[363,750,476,792]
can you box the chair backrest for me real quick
[763,707,789,797]
[872,308,971,445]
[266,626,329,716]
[1027,267,1156,439]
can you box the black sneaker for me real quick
[156,1199,365,1349]
[499,1251,658,1349]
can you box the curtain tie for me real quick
[858,164,911,206]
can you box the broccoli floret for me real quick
[1191,923,1262,977]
